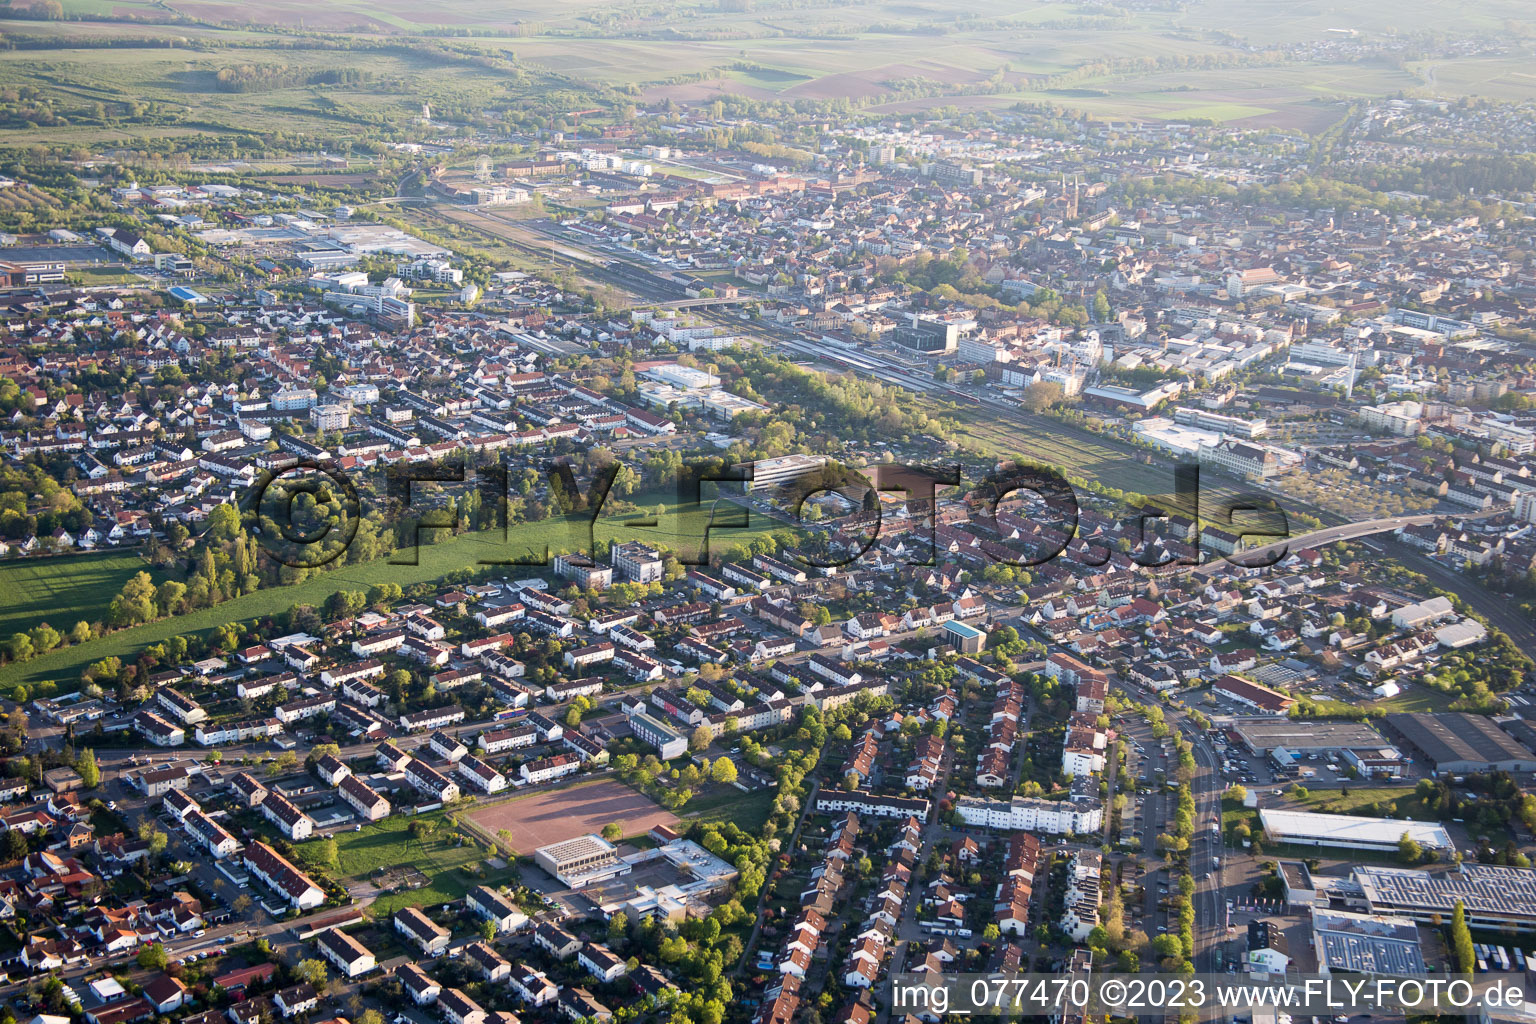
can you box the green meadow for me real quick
[0,490,781,696]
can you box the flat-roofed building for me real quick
[745,453,827,493]
[1258,809,1451,855]
[1311,907,1426,976]
[628,711,687,760]
[1353,863,1536,934]
[1232,718,1390,755]
[534,834,630,887]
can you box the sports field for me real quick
[466,779,677,854]
[0,551,159,643]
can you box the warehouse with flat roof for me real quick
[1381,713,1536,774]
[1352,864,1536,934]
[1311,908,1426,976]
[1258,809,1451,854]
[1233,718,1389,754]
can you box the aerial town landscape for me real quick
[12,1,1536,1023]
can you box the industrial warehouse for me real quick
[1257,809,1453,855]
[1381,713,1536,774]
[1351,864,1536,934]
[1231,718,1393,755]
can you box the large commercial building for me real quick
[1381,713,1536,774]
[745,453,828,493]
[1311,908,1426,976]
[1232,719,1389,755]
[892,317,958,354]
[1352,864,1536,934]
[534,835,631,888]
[1172,406,1268,439]
[1257,809,1452,855]
[1213,675,1296,715]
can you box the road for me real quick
[1186,730,1225,972]
[1111,682,1228,973]
[1190,513,1443,573]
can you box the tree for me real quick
[1450,899,1475,974]
[28,624,60,654]
[156,580,187,617]
[1398,831,1423,865]
[110,572,158,627]
[76,748,100,788]
[138,942,169,970]
[294,959,328,987]
[601,822,623,841]
[1226,784,1247,803]
[1022,380,1063,413]
[690,723,713,752]
[478,919,497,942]
[8,632,32,663]
[711,757,738,785]
[1093,290,1112,322]
[3,827,26,862]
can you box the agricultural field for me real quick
[0,551,159,645]
[3,0,1533,141]
[0,27,538,149]
[0,182,66,217]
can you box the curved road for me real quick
[1191,513,1443,574]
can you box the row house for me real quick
[400,705,466,732]
[403,758,461,803]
